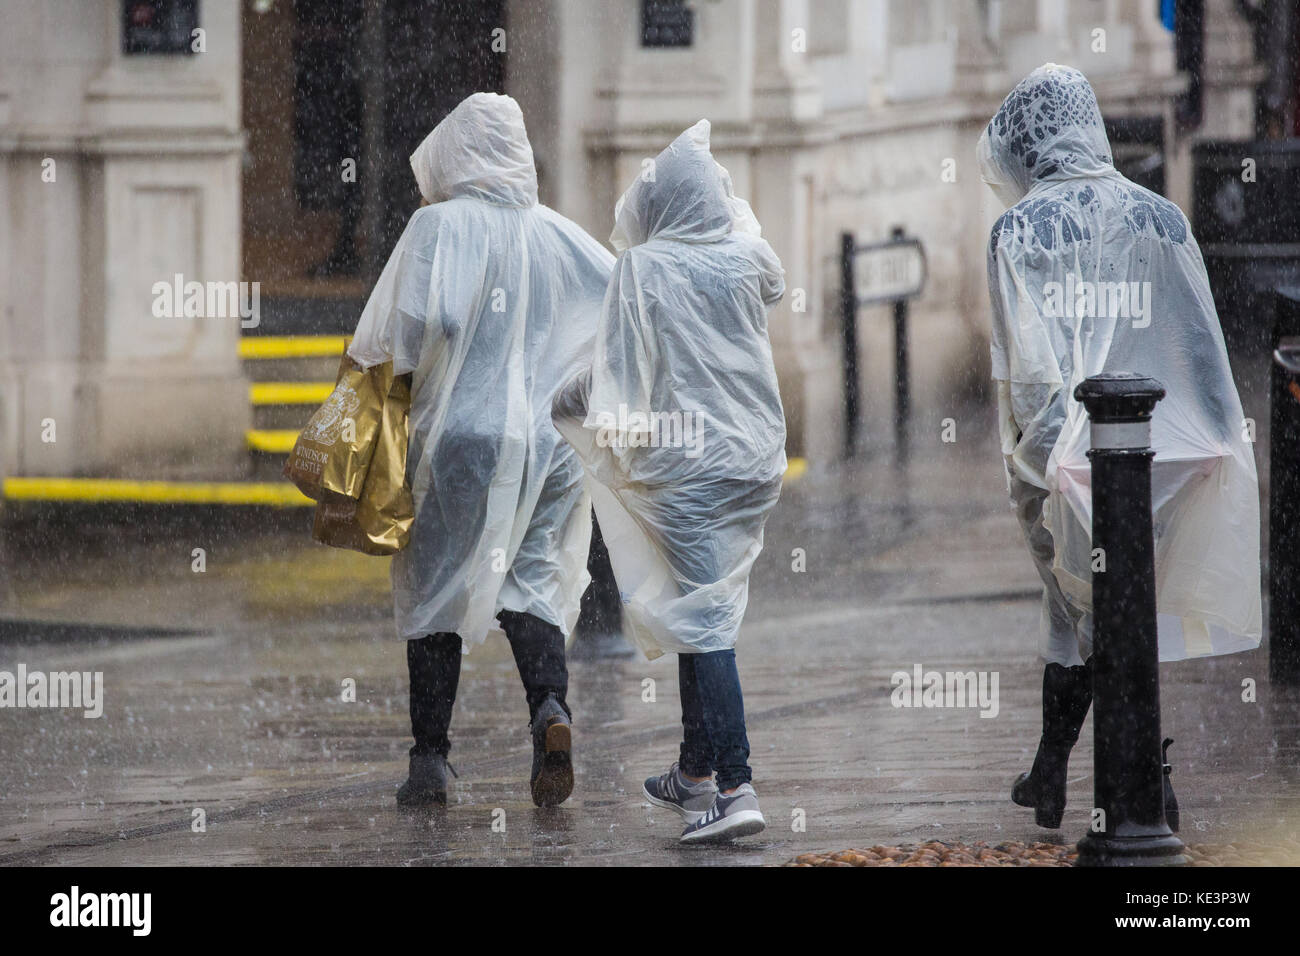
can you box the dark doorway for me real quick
[241,0,505,335]
[377,1,507,270]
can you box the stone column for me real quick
[747,0,837,463]
[0,1,248,481]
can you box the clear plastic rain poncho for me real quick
[348,93,614,644]
[553,120,787,660]
[978,64,1261,664]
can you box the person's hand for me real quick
[552,369,593,424]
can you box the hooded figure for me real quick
[554,119,787,661]
[978,64,1261,829]
[554,120,785,842]
[349,92,614,808]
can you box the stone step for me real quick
[242,355,343,381]
[248,452,295,483]
[240,336,342,462]
[239,335,348,384]
[253,405,316,431]
[249,381,334,430]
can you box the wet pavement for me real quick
[2,404,1298,866]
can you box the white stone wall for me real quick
[0,0,248,479]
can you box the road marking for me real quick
[1,477,312,506]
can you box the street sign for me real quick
[840,228,928,460]
[852,237,927,307]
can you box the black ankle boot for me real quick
[396,752,456,807]
[1011,747,1071,828]
[1011,660,1093,828]
[529,693,573,808]
[1162,737,1179,832]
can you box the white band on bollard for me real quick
[1090,420,1151,450]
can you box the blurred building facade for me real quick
[1,1,247,481]
[0,0,1278,481]
[511,0,1269,463]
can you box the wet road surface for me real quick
[2,406,1297,866]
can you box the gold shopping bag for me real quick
[315,367,414,555]
[286,357,414,555]
[283,356,380,500]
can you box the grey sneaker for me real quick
[679,783,766,843]
[643,763,718,823]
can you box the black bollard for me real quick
[1074,374,1187,867]
[891,225,910,467]
[1270,288,1300,685]
[841,232,860,458]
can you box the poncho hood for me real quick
[610,119,761,251]
[978,63,1115,208]
[409,92,538,208]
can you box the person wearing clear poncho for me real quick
[978,65,1262,830]
[347,93,614,808]
[553,120,786,842]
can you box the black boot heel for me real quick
[1011,772,1036,808]
[1035,803,1065,829]
[1010,748,1069,828]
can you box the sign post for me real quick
[840,228,927,460]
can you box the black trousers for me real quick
[407,610,569,758]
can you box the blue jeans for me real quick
[677,649,752,791]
